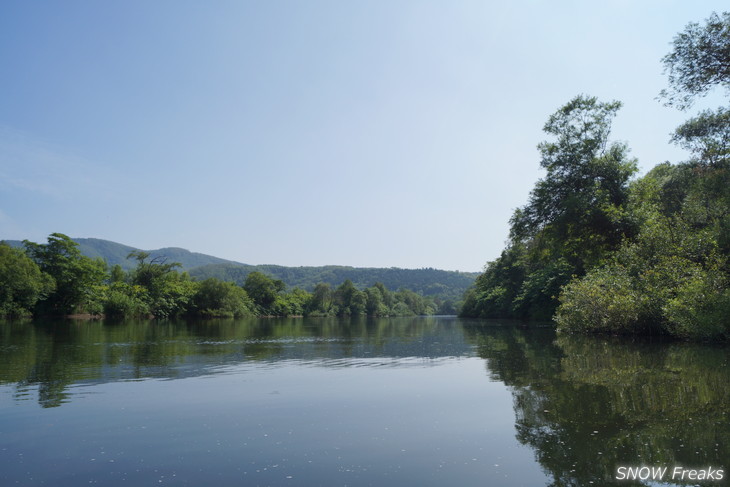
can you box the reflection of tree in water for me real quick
[0,316,470,408]
[463,324,730,487]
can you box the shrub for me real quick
[104,284,149,317]
[663,266,730,340]
[555,266,643,334]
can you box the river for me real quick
[0,316,727,486]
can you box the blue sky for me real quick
[1,1,728,272]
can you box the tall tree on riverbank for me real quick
[511,95,637,270]
[462,96,637,320]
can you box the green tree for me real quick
[390,301,415,316]
[127,250,193,318]
[556,162,730,340]
[672,107,730,167]
[277,288,311,316]
[104,282,149,318]
[110,264,126,284]
[24,233,107,315]
[365,285,389,316]
[663,261,730,339]
[128,251,180,289]
[468,13,730,338]
[394,288,431,315]
[309,282,334,315]
[511,95,637,259]
[373,282,394,309]
[349,289,368,315]
[0,242,54,316]
[660,11,730,109]
[334,280,357,315]
[460,244,527,319]
[463,96,636,320]
[191,278,254,317]
[243,271,284,314]
[555,265,643,335]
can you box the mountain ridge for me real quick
[3,237,242,271]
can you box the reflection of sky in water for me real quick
[1,354,544,486]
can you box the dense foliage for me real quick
[554,161,730,339]
[23,233,107,315]
[4,238,476,305]
[463,11,730,340]
[1,234,444,319]
[461,95,637,321]
[0,243,53,316]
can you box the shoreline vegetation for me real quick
[0,234,454,321]
[460,12,730,341]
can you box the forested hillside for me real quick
[2,235,475,318]
[190,264,476,301]
[461,12,730,340]
[4,237,475,302]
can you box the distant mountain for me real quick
[3,237,242,271]
[3,237,477,300]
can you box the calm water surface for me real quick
[0,316,728,486]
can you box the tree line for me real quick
[0,233,449,319]
[461,12,730,340]
[190,263,475,303]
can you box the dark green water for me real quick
[0,316,728,486]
